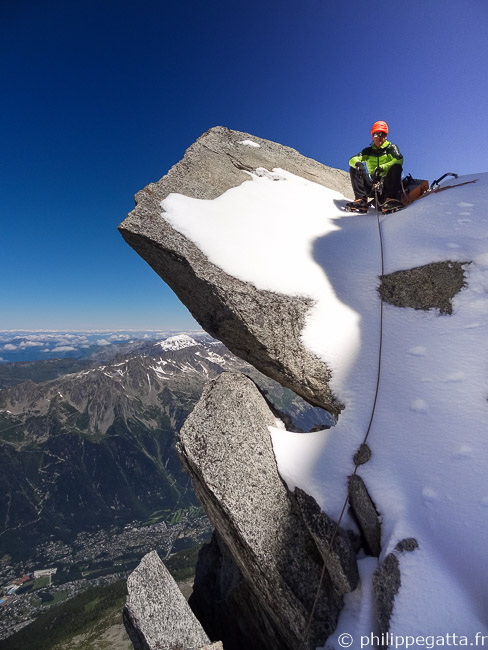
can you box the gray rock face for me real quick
[118,126,349,415]
[294,488,359,596]
[178,372,354,650]
[372,540,420,641]
[348,475,382,557]
[378,261,467,314]
[395,537,419,553]
[372,553,401,639]
[123,550,211,650]
[353,443,372,466]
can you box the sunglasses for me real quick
[373,132,387,138]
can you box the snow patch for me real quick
[196,350,226,364]
[157,334,198,351]
[149,361,168,377]
[273,419,286,430]
[238,139,260,148]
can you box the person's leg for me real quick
[349,165,373,199]
[382,165,403,201]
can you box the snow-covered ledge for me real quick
[120,127,488,644]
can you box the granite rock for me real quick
[123,550,211,650]
[118,126,349,415]
[372,540,420,639]
[178,372,352,650]
[378,261,467,315]
[395,538,419,553]
[294,487,359,596]
[372,553,401,639]
[348,474,381,557]
[353,443,372,466]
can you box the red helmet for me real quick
[371,120,389,136]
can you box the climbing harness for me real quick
[299,197,386,649]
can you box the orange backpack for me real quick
[401,174,429,206]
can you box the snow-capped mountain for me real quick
[0,338,233,436]
[157,334,199,351]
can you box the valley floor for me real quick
[0,512,211,644]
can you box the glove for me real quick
[371,166,382,183]
[355,162,363,171]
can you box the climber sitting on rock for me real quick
[346,120,403,213]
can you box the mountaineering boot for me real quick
[382,198,404,214]
[345,197,368,213]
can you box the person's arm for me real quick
[349,151,363,167]
[380,143,403,174]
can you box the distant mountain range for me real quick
[0,334,332,559]
[0,329,203,364]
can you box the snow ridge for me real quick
[161,168,488,642]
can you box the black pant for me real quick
[349,164,403,201]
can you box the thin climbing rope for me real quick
[299,201,386,649]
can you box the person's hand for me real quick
[355,162,363,170]
[371,166,382,183]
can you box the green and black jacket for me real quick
[349,140,403,177]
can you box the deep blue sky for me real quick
[2,0,487,329]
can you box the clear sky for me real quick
[2,0,487,329]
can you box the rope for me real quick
[299,203,386,649]
[373,179,390,209]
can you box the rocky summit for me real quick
[118,126,350,415]
[118,129,368,650]
[119,128,488,648]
